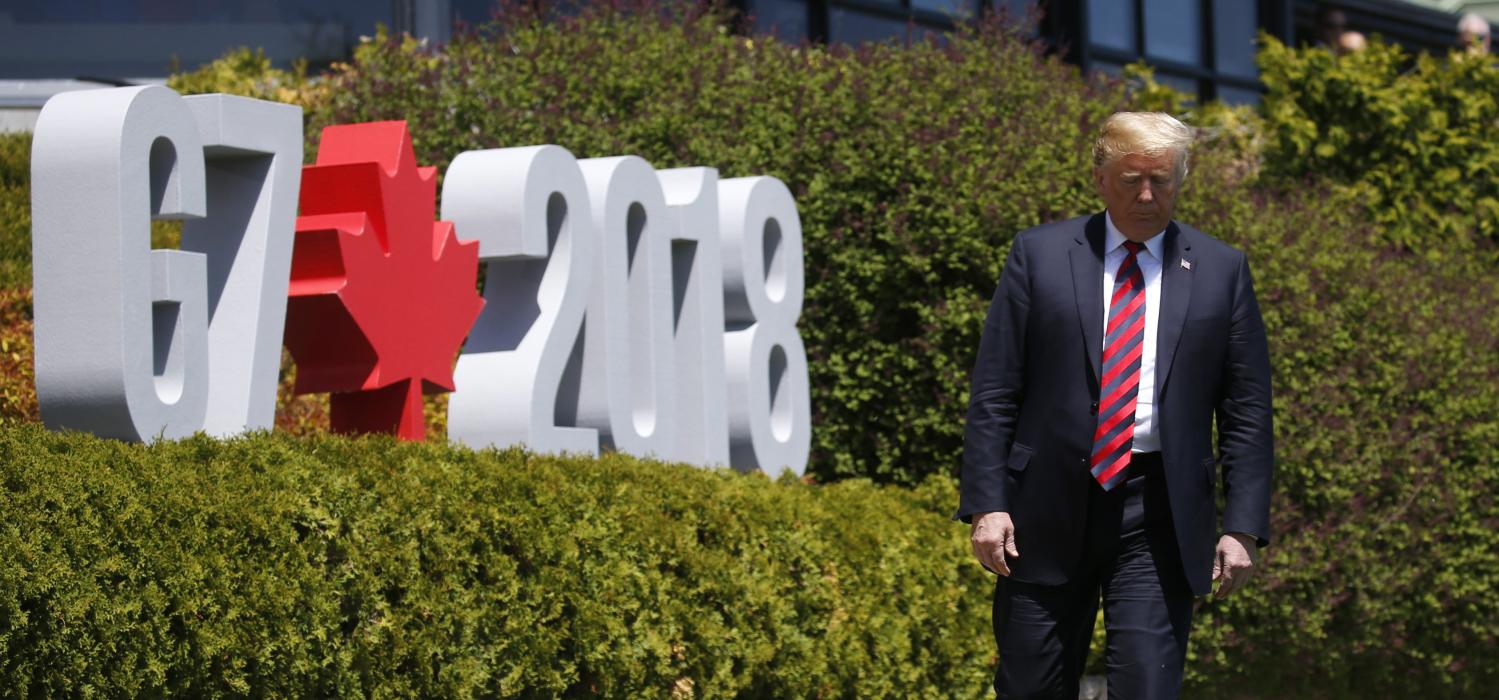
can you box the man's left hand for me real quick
[1211,532,1260,599]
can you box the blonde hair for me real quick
[1092,112,1194,181]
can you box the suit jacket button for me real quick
[1090,401,1099,415]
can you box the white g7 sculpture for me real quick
[31,86,811,476]
[31,86,302,441]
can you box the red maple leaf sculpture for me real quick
[284,121,484,441]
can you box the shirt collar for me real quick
[1104,211,1165,260]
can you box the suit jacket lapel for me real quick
[1071,214,1107,388]
[1156,221,1193,399]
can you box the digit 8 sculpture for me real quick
[718,177,811,476]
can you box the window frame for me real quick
[1077,0,1270,104]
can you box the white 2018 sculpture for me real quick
[32,86,810,475]
[441,148,810,475]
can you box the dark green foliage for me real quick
[1173,144,1499,697]
[0,424,990,697]
[0,132,30,288]
[1258,36,1499,255]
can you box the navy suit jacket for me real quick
[957,212,1273,597]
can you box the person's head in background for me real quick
[1318,6,1365,55]
[1458,13,1491,55]
[1317,7,1348,47]
[1337,30,1367,55]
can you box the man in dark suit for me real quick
[957,112,1273,699]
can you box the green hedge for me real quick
[1171,146,1499,697]
[0,423,990,697]
[1258,36,1499,255]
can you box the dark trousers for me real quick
[991,453,1194,700]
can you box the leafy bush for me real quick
[0,133,31,289]
[0,423,989,697]
[1257,36,1499,256]
[167,46,324,110]
[1173,145,1499,697]
[0,287,35,424]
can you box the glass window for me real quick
[1098,61,1200,104]
[1212,0,1258,79]
[828,7,908,45]
[992,0,1038,32]
[1087,0,1136,53]
[751,0,809,44]
[1144,0,1201,64]
[0,0,384,78]
[1091,60,1125,78]
[996,0,1036,15]
[452,0,499,26]
[1152,70,1200,101]
[1217,84,1261,105]
[911,0,974,20]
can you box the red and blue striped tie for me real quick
[1091,241,1145,490]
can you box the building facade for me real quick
[0,0,1487,130]
[739,0,1487,103]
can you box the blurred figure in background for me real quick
[1337,30,1367,54]
[1318,6,1366,55]
[1458,12,1491,55]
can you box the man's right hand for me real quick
[970,511,1020,576]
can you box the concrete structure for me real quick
[1408,0,1499,23]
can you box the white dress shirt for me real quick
[1102,213,1163,453]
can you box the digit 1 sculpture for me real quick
[283,121,484,440]
[658,167,731,467]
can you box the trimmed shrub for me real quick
[0,287,35,424]
[0,423,990,697]
[1174,145,1499,697]
[1257,35,1499,256]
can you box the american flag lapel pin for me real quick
[1180,259,1192,271]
